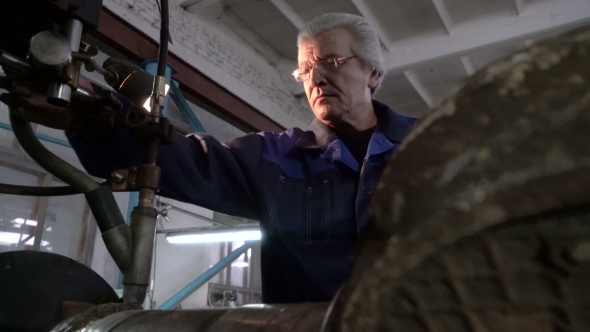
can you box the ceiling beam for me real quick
[505,0,526,15]
[179,0,204,7]
[268,0,305,30]
[350,0,393,51]
[430,0,453,34]
[383,0,590,74]
[460,56,476,76]
[403,70,434,108]
[221,12,282,66]
[182,0,225,18]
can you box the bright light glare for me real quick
[143,84,170,111]
[12,218,38,226]
[0,231,49,246]
[167,230,261,244]
[231,261,249,268]
[0,231,22,245]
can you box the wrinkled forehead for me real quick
[297,28,352,64]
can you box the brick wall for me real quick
[105,0,314,129]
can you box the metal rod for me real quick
[143,139,160,166]
[158,241,257,310]
[225,242,232,287]
[0,49,32,76]
[31,174,51,250]
[62,18,83,52]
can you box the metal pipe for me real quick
[66,303,329,331]
[62,18,83,52]
[46,83,71,106]
[158,241,256,310]
[7,108,132,272]
[120,0,170,305]
[31,174,51,250]
[122,206,158,304]
[0,49,32,76]
[46,18,83,106]
[143,139,160,166]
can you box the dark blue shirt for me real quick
[68,100,414,303]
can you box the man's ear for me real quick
[368,68,379,89]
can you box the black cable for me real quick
[0,183,79,196]
[157,0,169,77]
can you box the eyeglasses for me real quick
[292,56,357,82]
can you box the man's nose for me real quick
[309,66,327,87]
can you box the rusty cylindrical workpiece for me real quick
[53,303,329,331]
[329,24,590,331]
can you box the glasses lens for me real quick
[294,66,310,82]
[322,59,338,71]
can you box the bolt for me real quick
[111,172,125,183]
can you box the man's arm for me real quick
[68,128,264,220]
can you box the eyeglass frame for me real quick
[292,55,358,82]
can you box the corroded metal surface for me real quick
[330,25,590,331]
[52,302,142,332]
[52,303,329,332]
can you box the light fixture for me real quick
[165,225,261,244]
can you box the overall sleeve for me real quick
[67,129,264,220]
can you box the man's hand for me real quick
[0,76,123,130]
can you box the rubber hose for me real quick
[8,106,99,193]
[0,183,78,196]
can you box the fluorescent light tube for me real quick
[166,226,261,244]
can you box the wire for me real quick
[0,183,79,196]
[157,0,169,77]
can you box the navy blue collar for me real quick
[294,100,413,151]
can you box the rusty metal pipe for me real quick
[52,303,330,332]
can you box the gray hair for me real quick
[297,13,385,94]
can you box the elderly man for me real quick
[1,13,413,303]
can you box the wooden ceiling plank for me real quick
[460,56,476,76]
[430,0,453,35]
[349,0,393,51]
[403,70,434,108]
[268,0,305,30]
